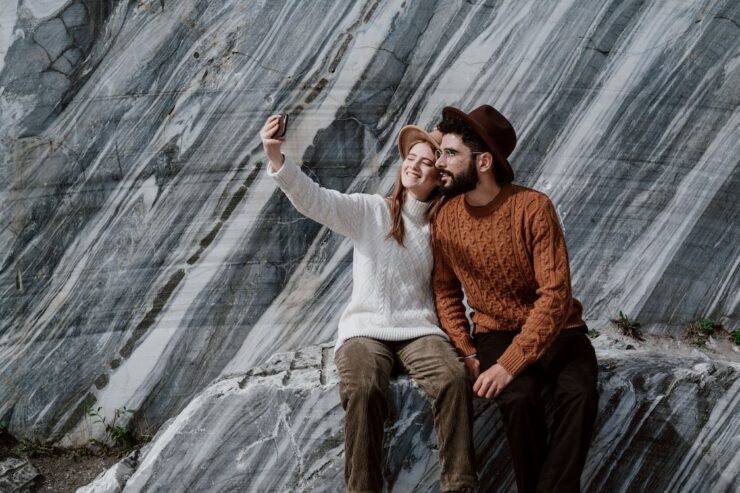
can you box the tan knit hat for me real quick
[397,125,442,159]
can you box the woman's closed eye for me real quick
[407,153,433,166]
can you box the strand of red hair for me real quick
[386,141,445,246]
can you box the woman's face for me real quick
[401,142,440,201]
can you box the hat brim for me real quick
[442,106,515,182]
[397,125,442,160]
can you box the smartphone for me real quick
[274,114,289,138]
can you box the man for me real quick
[431,105,599,493]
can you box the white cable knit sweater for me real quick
[268,159,448,351]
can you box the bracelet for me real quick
[463,353,478,360]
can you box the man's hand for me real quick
[463,356,480,381]
[260,115,286,171]
[473,363,513,399]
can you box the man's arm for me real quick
[432,240,480,380]
[432,232,476,357]
[497,198,573,377]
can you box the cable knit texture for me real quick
[432,183,585,376]
[268,159,447,352]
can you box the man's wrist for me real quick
[463,353,478,360]
[456,335,477,357]
[497,345,526,377]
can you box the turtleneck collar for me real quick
[403,193,431,221]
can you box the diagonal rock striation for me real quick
[80,343,740,492]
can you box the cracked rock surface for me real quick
[0,455,41,492]
[76,450,138,493]
[1,0,738,479]
[81,344,740,492]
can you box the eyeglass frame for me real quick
[434,148,486,162]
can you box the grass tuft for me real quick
[86,406,152,454]
[685,318,723,348]
[610,311,644,341]
[730,329,740,345]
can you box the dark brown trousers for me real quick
[335,335,478,493]
[477,327,599,493]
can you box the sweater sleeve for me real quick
[432,220,476,357]
[267,159,369,240]
[497,199,573,376]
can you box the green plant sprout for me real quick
[698,318,715,335]
[610,311,644,341]
[86,405,139,452]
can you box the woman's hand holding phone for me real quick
[260,115,287,172]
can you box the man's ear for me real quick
[477,152,494,174]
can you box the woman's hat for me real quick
[397,125,442,159]
[442,105,516,183]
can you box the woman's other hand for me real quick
[463,356,480,382]
[260,115,286,171]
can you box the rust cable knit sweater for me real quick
[432,183,585,377]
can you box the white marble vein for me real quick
[79,344,740,492]
[0,1,737,473]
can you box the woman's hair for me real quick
[386,140,445,246]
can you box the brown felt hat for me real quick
[397,125,442,159]
[442,105,516,183]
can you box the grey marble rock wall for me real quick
[0,0,738,447]
[80,343,740,493]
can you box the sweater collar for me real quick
[403,194,430,220]
[463,183,513,217]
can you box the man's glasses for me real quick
[434,149,484,161]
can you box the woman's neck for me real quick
[407,188,430,202]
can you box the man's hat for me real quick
[442,105,516,183]
[397,125,442,159]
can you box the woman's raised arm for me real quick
[260,116,374,240]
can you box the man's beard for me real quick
[439,158,479,196]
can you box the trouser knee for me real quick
[340,378,388,413]
[496,377,541,412]
[435,364,469,399]
[555,378,599,411]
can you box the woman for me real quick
[260,115,477,493]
